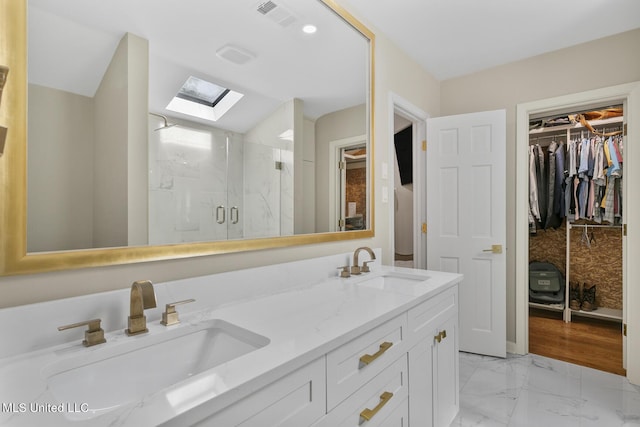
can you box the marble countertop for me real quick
[0,266,461,426]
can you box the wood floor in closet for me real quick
[529,308,625,376]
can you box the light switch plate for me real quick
[381,186,388,203]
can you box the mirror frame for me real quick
[0,0,375,276]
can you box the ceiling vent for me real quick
[216,45,256,65]
[256,1,297,28]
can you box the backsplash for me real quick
[0,249,380,359]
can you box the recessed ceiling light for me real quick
[302,24,317,34]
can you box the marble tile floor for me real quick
[451,352,640,426]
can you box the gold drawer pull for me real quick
[359,341,393,366]
[434,330,447,343]
[360,391,394,422]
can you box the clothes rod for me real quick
[568,223,621,229]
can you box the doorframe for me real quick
[388,92,428,268]
[328,134,367,232]
[515,81,640,384]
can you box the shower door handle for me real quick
[216,205,226,224]
[230,206,239,224]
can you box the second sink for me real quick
[356,272,430,294]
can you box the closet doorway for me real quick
[527,103,625,374]
[515,82,640,384]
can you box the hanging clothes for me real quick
[529,145,541,226]
[535,144,547,227]
[545,141,562,229]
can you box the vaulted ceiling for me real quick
[339,0,640,80]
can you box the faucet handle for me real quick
[337,266,351,278]
[58,318,107,347]
[161,299,195,326]
[361,260,374,273]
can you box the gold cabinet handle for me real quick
[58,318,107,347]
[360,391,394,422]
[359,341,393,366]
[434,330,447,343]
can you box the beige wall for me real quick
[93,32,149,248]
[0,18,440,308]
[27,84,94,251]
[440,28,640,343]
[126,33,150,247]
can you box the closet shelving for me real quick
[528,112,624,323]
[564,222,623,322]
[529,115,623,136]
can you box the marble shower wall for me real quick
[243,100,297,238]
[148,119,244,244]
[148,106,296,244]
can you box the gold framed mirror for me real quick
[0,0,374,275]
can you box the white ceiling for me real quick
[27,0,640,134]
[28,0,368,133]
[339,0,640,80]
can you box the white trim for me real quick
[328,135,367,232]
[515,82,640,385]
[388,92,429,268]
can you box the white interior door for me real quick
[427,109,506,357]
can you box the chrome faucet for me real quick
[125,280,157,336]
[352,247,376,275]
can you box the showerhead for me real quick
[149,112,177,131]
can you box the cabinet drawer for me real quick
[315,355,408,427]
[193,357,326,427]
[326,314,407,410]
[408,286,457,344]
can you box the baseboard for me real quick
[507,340,523,355]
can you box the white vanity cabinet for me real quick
[316,314,409,426]
[190,357,326,427]
[184,286,459,427]
[407,286,459,427]
[326,314,407,410]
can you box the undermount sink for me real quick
[43,319,269,420]
[356,272,429,293]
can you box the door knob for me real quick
[482,244,502,254]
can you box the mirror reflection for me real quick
[26,0,370,253]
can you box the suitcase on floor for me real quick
[529,262,565,304]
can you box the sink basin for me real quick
[356,272,429,293]
[43,319,269,420]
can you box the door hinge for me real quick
[422,140,427,151]
[623,224,627,236]
[624,323,627,337]
[623,123,627,136]
[421,222,427,234]
[339,161,346,170]
[275,161,283,170]
[338,219,345,228]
